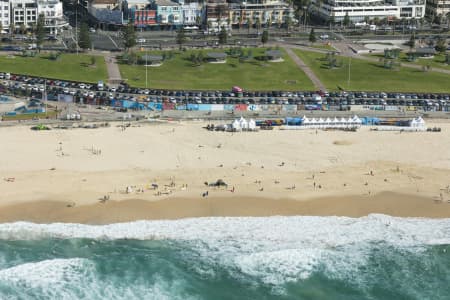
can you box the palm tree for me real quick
[248,18,252,35]
[207,20,212,34]
[255,18,261,35]
[238,14,243,32]
[9,23,15,36]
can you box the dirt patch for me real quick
[333,140,352,146]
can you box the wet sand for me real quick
[0,192,449,224]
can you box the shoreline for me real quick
[0,192,449,224]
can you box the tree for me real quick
[0,23,2,36]
[195,16,202,28]
[266,16,271,29]
[238,14,243,32]
[218,26,227,45]
[176,27,186,50]
[197,51,204,65]
[435,36,447,53]
[207,20,212,34]
[36,14,46,51]
[248,18,253,34]
[9,23,15,36]
[309,28,316,44]
[406,33,415,50]
[286,17,292,33]
[261,30,269,45]
[79,22,91,50]
[343,12,350,27]
[20,24,26,34]
[120,23,137,51]
[90,56,97,66]
[255,18,261,35]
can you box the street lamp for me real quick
[347,56,351,90]
[75,0,78,55]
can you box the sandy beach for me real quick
[1,120,449,223]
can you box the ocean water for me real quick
[0,215,449,300]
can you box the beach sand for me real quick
[0,120,449,223]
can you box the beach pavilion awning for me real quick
[265,50,282,59]
[207,52,227,60]
[414,48,436,56]
[141,55,163,63]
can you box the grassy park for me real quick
[294,49,450,93]
[118,48,314,91]
[0,53,108,83]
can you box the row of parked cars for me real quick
[1,73,450,107]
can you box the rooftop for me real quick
[265,50,282,58]
[141,55,163,61]
[207,52,227,59]
[92,0,119,5]
[154,0,180,6]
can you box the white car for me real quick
[79,84,86,89]
[109,87,116,92]
[63,89,69,94]
[136,38,146,43]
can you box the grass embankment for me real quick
[294,49,450,92]
[369,53,450,71]
[0,53,108,83]
[118,48,314,91]
[1,111,58,121]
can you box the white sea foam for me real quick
[0,258,201,300]
[0,215,449,287]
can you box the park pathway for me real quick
[104,53,122,86]
[283,46,327,91]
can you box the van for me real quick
[97,80,104,91]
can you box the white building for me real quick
[426,0,450,19]
[176,0,201,25]
[9,0,67,34]
[37,0,67,34]
[314,0,426,23]
[229,0,295,27]
[0,0,10,32]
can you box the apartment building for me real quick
[313,0,426,23]
[426,0,450,19]
[9,0,67,34]
[228,0,294,27]
[0,0,10,31]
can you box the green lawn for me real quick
[294,49,450,93]
[118,48,314,91]
[0,53,108,83]
[369,53,450,71]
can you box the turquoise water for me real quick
[0,215,449,299]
